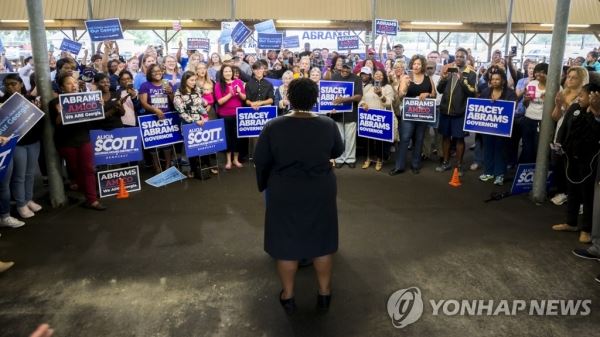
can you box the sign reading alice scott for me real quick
[59,91,105,125]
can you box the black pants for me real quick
[566,159,598,232]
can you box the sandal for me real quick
[84,201,107,211]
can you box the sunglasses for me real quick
[426,67,434,70]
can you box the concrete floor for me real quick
[0,155,598,337]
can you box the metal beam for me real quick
[504,0,515,56]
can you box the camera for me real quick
[447,67,458,73]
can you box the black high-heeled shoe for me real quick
[317,292,332,310]
[279,290,297,315]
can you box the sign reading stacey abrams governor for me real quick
[182,119,227,157]
[138,112,183,149]
[237,106,277,138]
[59,91,105,125]
[318,81,354,113]
[358,108,393,142]
[463,98,515,137]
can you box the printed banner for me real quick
[231,21,253,45]
[254,19,277,34]
[318,81,354,113]
[85,18,124,42]
[237,106,277,138]
[0,137,18,181]
[463,98,516,138]
[337,35,359,51]
[257,33,283,50]
[358,108,393,142]
[145,166,187,187]
[0,93,44,141]
[90,127,143,165]
[97,165,141,198]
[59,39,82,55]
[283,36,300,49]
[59,91,105,125]
[375,19,399,36]
[182,119,227,158]
[511,163,554,195]
[402,97,437,123]
[138,112,183,149]
[187,38,210,52]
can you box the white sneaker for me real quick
[17,206,35,219]
[0,216,25,228]
[27,200,42,212]
[550,193,568,206]
[579,204,584,215]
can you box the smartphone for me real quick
[510,46,517,57]
[527,85,537,98]
[374,80,381,88]
[126,83,134,90]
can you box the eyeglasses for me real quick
[426,67,434,70]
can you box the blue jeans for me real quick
[0,158,14,217]
[11,142,40,207]
[482,135,507,177]
[519,117,539,164]
[395,120,426,170]
[473,134,483,166]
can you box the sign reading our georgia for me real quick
[90,127,143,165]
[97,165,141,198]
[402,97,437,123]
[138,112,183,149]
[463,98,516,138]
[0,93,44,141]
[318,81,354,113]
[85,18,124,42]
[358,108,394,142]
[236,106,277,138]
[59,91,105,125]
[182,119,228,158]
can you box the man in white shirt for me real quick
[18,56,34,92]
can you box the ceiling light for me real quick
[139,20,193,23]
[276,20,332,24]
[410,21,463,26]
[540,23,590,28]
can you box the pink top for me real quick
[214,79,246,117]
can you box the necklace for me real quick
[288,110,317,118]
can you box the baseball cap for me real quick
[360,67,372,75]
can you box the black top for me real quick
[437,67,477,116]
[556,103,600,165]
[479,86,518,102]
[49,97,91,148]
[245,77,275,103]
[406,75,433,98]
[93,91,125,130]
[330,72,363,123]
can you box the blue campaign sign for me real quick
[59,91,105,125]
[138,112,183,149]
[358,108,394,142]
[511,163,554,195]
[254,19,276,34]
[265,77,282,96]
[375,19,398,36]
[337,35,359,51]
[85,18,124,42]
[97,165,141,198]
[231,21,253,45]
[318,81,354,113]
[464,98,516,138]
[90,127,143,165]
[59,39,82,55]
[0,137,18,181]
[187,38,210,52]
[0,38,4,53]
[182,119,227,158]
[237,106,277,138]
[257,33,283,50]
[283,36,300,49]
[145,166,187,187]
[0,93,44,141]
[402,97,437,123]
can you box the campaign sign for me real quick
[145,166,187,187]
[283,36,300,49]
[237,106,277,138]
[137,112,183,149]
[187,38,210,52]
[0,137,18,181]
[318,81,354,113]
[464,98,516,137]
[511,163,554,195]
[231,21,253,45]
[59,39,82,55]
[337,35,359,51]
[182,119,227,158]
[402,97,437,123]
[59,91,105,125]
[219,21,236,45]
[255,19,276,34]
[265,77,282,96]
[375,19,399,36]
[257,33,283,50]
[358,108,393,142]
[90,127,143,165]
[85,18,123,42]
[0,93,44,141]
[97,165,141,198]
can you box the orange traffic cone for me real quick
[448,167,462,187]
[116,178,129,199]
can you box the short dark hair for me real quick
[288,78,318,111]
[251,62,263,70]
[146,64,162,82]
[56,73,75,90]
[589,51,598,59]
[93,73,109,84]
[582,82,600,93]
[56,58,75,71]
[91,54,103,62]
[534,63,549,74]
[119,70,134,81]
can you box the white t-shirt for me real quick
[524,80,545,121]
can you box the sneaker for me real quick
[0,216,25,228]
[479,174,494,182]
[362,160,371,169]
[579,204,584,215]
[551,223,578,232]
[27,201,42,213]
[0,261,14,273]
[572,248,600,260]
[436,162,451,172]
[469,163,480,171]
[550,193,568,206]
[595,275,600,284]
[493,175,504,186]
[17,206,35,219]
[579,231,592,243]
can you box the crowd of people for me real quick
[0,37,599,283]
